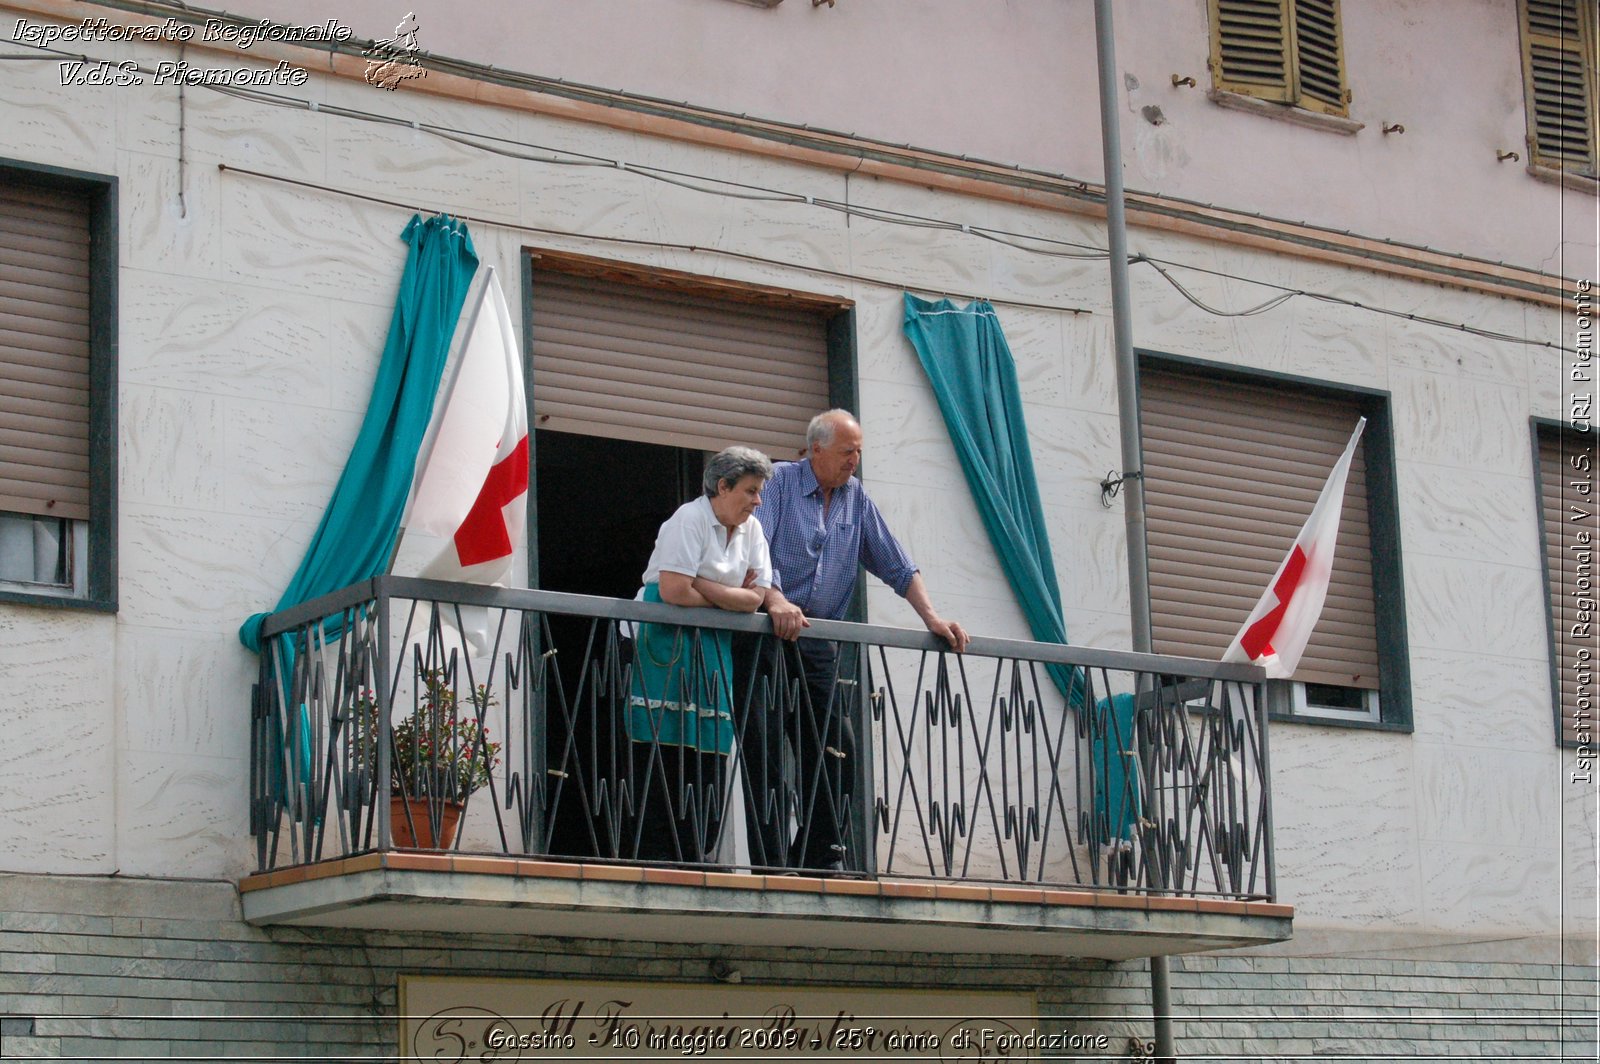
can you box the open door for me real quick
[535,430,703,859]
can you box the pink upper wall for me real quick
[241,0,1592,273]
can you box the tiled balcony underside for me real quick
[239,855,1293,961]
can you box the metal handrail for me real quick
[249,577,1275,901]
[261,575,1266,680]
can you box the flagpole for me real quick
[1094,2,1173,1060]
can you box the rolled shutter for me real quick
[1521,0,1598,172]
[531,270,831,462]
[1539,428,1589,744]
[0,183,92,522]
[1141,366,1379,689]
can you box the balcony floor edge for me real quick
[239,858,1293,962]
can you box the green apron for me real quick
[627,582,735,754]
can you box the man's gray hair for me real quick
[702,446,773,498]
[806,408,859,449]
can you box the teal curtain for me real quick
[238,215,477,817]
[903,293,1134,840]
[239,214,479,651]
[1090,692,1139,848]
[901,293,1082,703]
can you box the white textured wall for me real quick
[237,0,1596,272]
[0,6,1590,949]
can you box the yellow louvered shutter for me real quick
[1210,0,1349,116]
[1292,0,1347,114]
[1213,0,1294,102]
[1521,0,1599,173]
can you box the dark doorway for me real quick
[535,431,702,599]
[534,430,703,858]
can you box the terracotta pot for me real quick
[389,796,463,850]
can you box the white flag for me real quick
[1222,418,1366,679]
[405,266,529,587]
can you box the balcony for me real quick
[238,577,1291,960]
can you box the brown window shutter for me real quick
[1212,0,1349,115]
[1521,0,1599,172]
[1212,0,1295,102]
[0,183,92,522]
[1291,0,1348,113]
[530,270,831,462]
[1539,427,1591,744]
[1141,366,1379,690]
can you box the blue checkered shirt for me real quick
[754,459,919,621]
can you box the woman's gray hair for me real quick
[806,408,858,449]
[702,446,773,498]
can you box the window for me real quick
[524,250,858,860]
[527,250,837,462]
[0,162,116,609]
[524,246,856,594]
[1209,0,1350,116]
[1138,358,1409,728]
[1519,0,1599,175]
[1535,422,1595,747]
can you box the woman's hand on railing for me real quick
[659,571,761,612]
[691,575,763,613]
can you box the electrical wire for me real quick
[1137,257,1300,318]
[214,163,1091,316]
[1139,255,1567,348]
[0,35,1582,351]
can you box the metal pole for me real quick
[1092,2,1173,1060]
[376,578,393,850]
[1150,956,1174,1063]
[1092,1,1153,657]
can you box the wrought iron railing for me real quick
[250,576,1274,900]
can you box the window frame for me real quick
[1518,0,1600,177]
[1208,0,1352,118]
[517,246,858,592]
[1136,351,1412,732]
[1532,417,1597,749]
[0,159,117,612]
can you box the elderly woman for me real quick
[627,446,774,864]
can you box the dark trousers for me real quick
[732,633,858,871]
[629,738,724,865]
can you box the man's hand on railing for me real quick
[762,587,810,641]
[926,616,970,653]
[904,573,968,652]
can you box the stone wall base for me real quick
[1,875,1594,1061]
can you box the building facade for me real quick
[0,0,1595,1059]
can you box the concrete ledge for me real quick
[239,855,1293,961]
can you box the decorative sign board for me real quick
[398,976,1092,1061]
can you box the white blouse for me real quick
[638,495,774,592]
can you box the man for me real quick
[735,409,969,872]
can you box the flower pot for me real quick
[389,796,463,850]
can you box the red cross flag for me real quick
[405,266,529,587]
[1222,417,1367,679]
